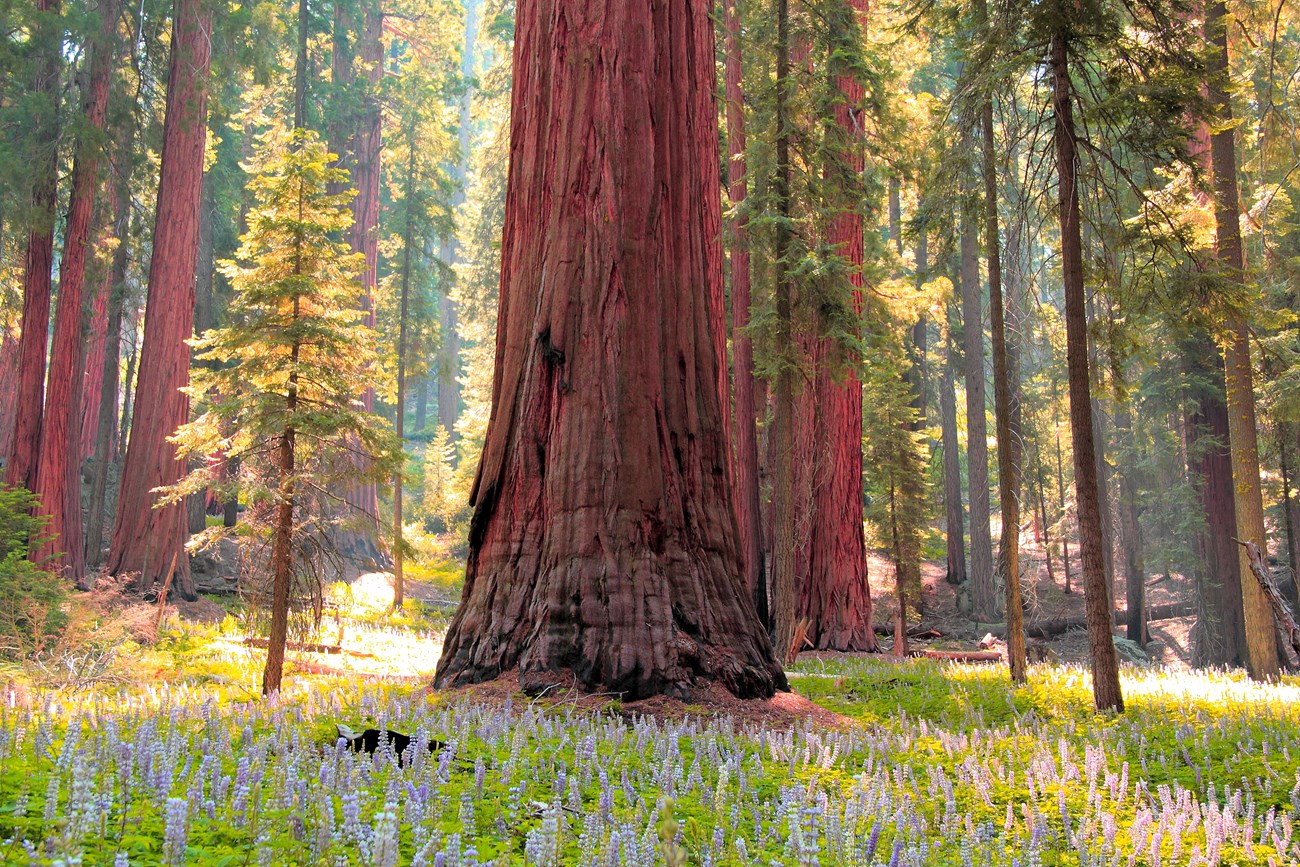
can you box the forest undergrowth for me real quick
[1,607,1297,866]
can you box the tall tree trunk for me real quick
[1183,338,1245,666]
[415,376,429,433]
[799,0,875,651]
[86,198,129,567]
[263,317,299,696]
[1280,424,1300,610]
[34,0,120,585]
[435,0,479,438]
[724,0,767,627]
[1207,1,1279,680]
[393,146,417,612]
[81,222,115,461]
[975,17,1024,680]
[333,1,388,574]
[941,310,967,587]
[0,330,19,461]
[1052,29,1123,711]
[1088,295,1117,610]
[6,0,63,491]
[108,0,212,601]
[434,0,786,699]
[961,192,996,621]
[1113,361,1146,645]
[770,0,799,663]
[1055,427,1073,594]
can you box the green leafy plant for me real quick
[0,485,66,662]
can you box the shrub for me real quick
[0,485,67,661]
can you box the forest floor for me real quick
[1,555,1292,866]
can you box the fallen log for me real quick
[976,601,1197,640]
[243,637,343,655]
[873,623,942,638]
[915,649,1002,663]
[1237,539,1300,666]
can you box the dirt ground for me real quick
[860,536,1196,668]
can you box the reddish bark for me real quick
[724,0,766,624]
[434,0,786,700]
[941,310,966,586]
[797,0,875,651]
[6,0,62,492]
[334,1,387,573]
[81,242,114,460]
[960,193,996,619]
[107,0,212,600]
[0,329,19,461]
[34,0,120,584]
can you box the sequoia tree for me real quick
[433,0,786,699]
[799,0,876,651]
[5,0,62,491]
[34,0,121,584]
[107,0,212,599]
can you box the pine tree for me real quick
[166,129,400,695]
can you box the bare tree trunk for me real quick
[961,191,996,621]
[1052,28,1123,712]
[432,0,785,699]
[108,0,212,601]
[1207,0,1280,681]
[1113,362,1146,645]
[941,305,966,587]
[263,332,299,696]
[974,14,1024,680]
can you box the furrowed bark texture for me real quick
[35,0,120,584]
[0,331,18,461]
[798,0,875,651]
[434,0,785,700]
[960,194,996,621]
[6,0,62,491]
[1052,30,1123,712]
[108,0,211,600]
[82,201,117,460]
[724,0,767,626]
[1207,0,1279,680]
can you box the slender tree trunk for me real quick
[1280,425,1300,610]
[961,192,996,621]
[1055,429,1073,594]
[6,0,63,491]
[1113,363,1146,645]
[81,222,115,461]
[1052,29,1123,711]
[108,0,212,601]
[1036,454,1055,585]
[1088,296,1117,610]
[768,0,799,664]
[263,314,300,696]
[941,306,966,587]
[85,190,128,567]
[1207,1,1279,681]
[975,20,1024,680]
[415,377,429,433]
[724,0,767,627]
[432,0,785,699]
[393,147,417,612]
[34,0,120,585]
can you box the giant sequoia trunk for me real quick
[433,0,785,700]
[724,0,767,626]
[1207,0,1280,681]
[960,195,996,621]
[798,0,875,651]
[108,0,212,601]
[34,0,120,585]
[6,0,62,491]
[1052,30,1123,712]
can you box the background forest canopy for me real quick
[1,0,1300,709]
